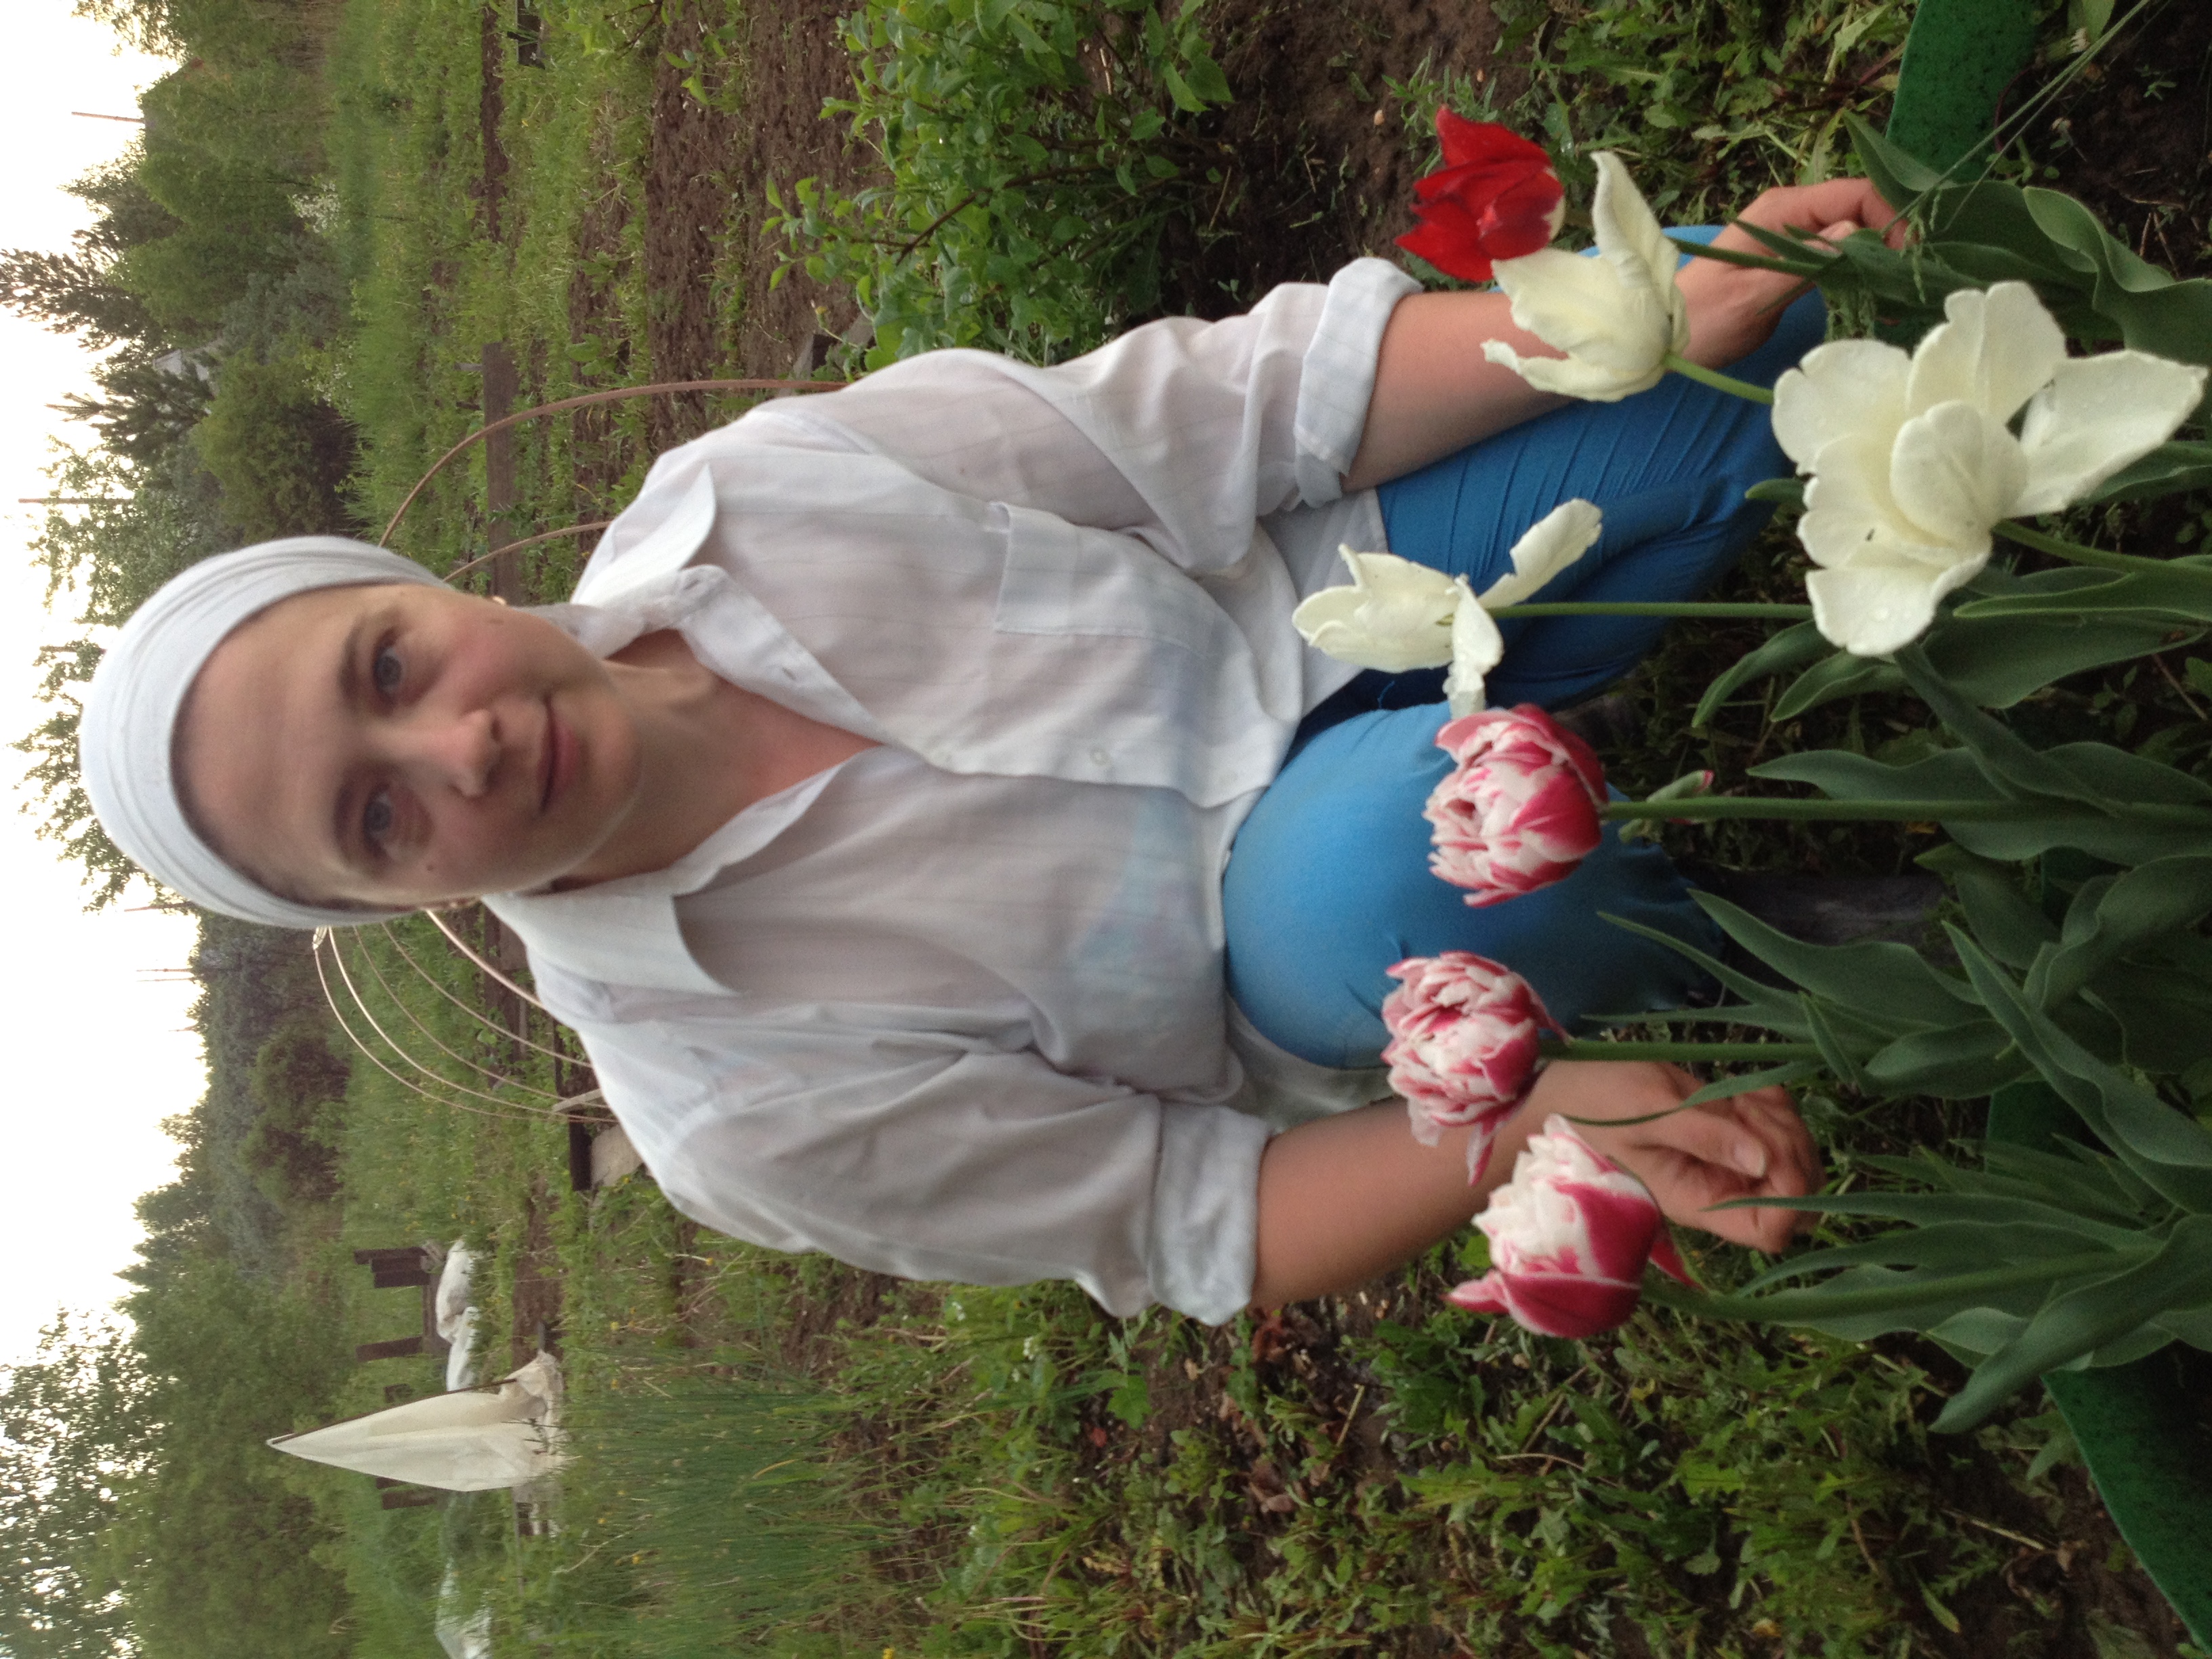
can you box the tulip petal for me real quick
[1292,548,1465,672]
[1905,282,2066,423]
[1435,110,1553,171]
[1805,553,1984,657]
[1444,594,1503,716]
[1589,152,1685,350]
[2012,350,2209,514]
[1496,1272,1644,1338]
[1488,247,1672,398]
[1889,402,2026,549]
[1479,497,1604,609]
[1771,340,1910,468]
[1483,337,1662,402]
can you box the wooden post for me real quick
[479,342,522,602]
[356,1336,427,1362]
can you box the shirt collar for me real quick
[491,479,889,994]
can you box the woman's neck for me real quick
[559,630,876,888]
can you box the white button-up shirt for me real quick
[487,260,1418,1324]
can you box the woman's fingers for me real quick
[1625,1090,1820,1252]
[1713,177,1908,257]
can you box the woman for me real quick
[83,178,1887,1324]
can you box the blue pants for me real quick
[1225,243,1823,1069]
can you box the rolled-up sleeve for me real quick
[753,259,1420,571]
[571,1013,1273,1325]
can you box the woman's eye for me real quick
[372,644,403,696]
[363,790,395,847]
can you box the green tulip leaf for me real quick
[1595,912,1818,1038]
[1773,651,1897,719]
[1933,1214,2212,1431]
[1895,648,2110,806]
[2028,855,2212,1006]
[1953,563,2212,625]
[1670,1059,1824,1110]
[2086,439,2212,504]
[1917,844,2057,970]
[1845,115,1942,206]
[1742,1218,2143,1295]
[1692,620,1830,728]
[1860,1021,2023,1099]
[1689,893,1980,1031]
[1949,928,2212,1210]
[1982,1140,2156,1225]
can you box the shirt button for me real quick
[1090,747,1111,766]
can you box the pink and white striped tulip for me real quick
[1425,705,1607,907]
[1447,1115,1687,1338]
[1381,951,1554,1180]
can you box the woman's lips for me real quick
[540,702,575,813]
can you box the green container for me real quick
[1883,7,2212,1637]
[1988,1084,2212,1648]
[1885,0,2039,176]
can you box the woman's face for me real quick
[176,581,642,909]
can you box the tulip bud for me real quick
[1446,1115,1686,1339]
[1425,705,1607,906]
[1381,951,1554,1180]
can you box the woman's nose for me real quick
[396,707,499,797]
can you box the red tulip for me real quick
[1446,1115,1689,1338]
[1395,112,1565,282]
[1381,951,1555,1181]
[1425,705,1607,908]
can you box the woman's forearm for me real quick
[1249,1090,1543,1308]
[1339,290,1569,493]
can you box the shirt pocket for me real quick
[991,501,1222,659]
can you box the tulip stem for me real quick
[1597,796,2203,823]
[1660,352,1775,406]
[1993,518,2212,579]
[1488,601,1813,619]
[1540,1039,1822,1063]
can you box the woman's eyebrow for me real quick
[337,613,369,708]
[329,615,373,869]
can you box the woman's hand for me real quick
[1677,176,1906,370]
[1515,1060,1821,1252]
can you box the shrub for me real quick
[772,0,1233,365]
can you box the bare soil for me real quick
[2027,0,2212,283]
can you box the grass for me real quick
[288,1,2198,1655]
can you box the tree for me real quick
[112,1256,352,1659]
[12,445,237,907]
[53,346,214,467]
[241,1014,348,1204]
[0,1315,150,1659]
[0,249,158,352]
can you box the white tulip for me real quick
[1480,153,1690,403]
[1292,499,1603,716]
[1289,550,1467,675]
[1772,282,2207,657]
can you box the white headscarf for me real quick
[79,536,447,929]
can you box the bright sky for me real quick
[0,5,198,1368]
